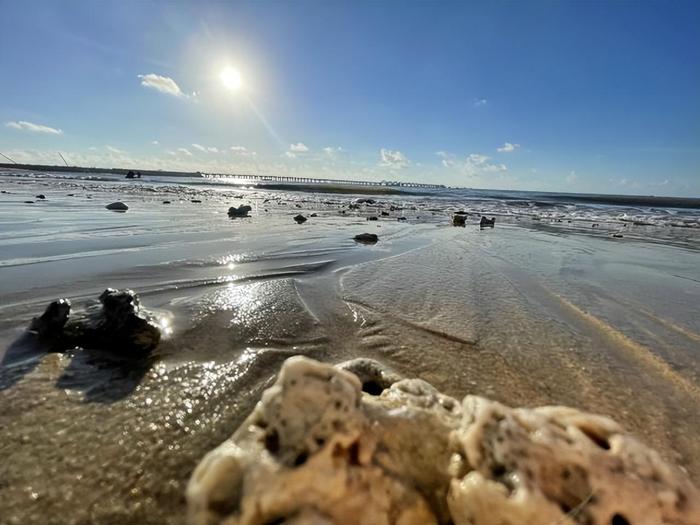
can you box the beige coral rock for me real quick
[187,356,700,525]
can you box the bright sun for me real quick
[220,67,242,91]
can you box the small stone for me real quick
[453,215,466,227]
[293,214,307,224]
[228,205,252,218]
[310,213,318,217]
[191,199,202,203]
[367,216,378,221]
[479,216,495,227]
[36,194,46,199]
[354,233,378,244]
[105,202,128,211]
[162,200,171,204]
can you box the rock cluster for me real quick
[29,288,161,355]
[187,356,700,525]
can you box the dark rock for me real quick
[29,299,71,339]
[380,211,389,216]
[367,216,378,221]
[228,205,252,218]
[480,216,495,228]
[454,210,468,215]
[163,200,171,204]
[354,233,378,244]
[353,198,376,205]
[293,214,307,224]
[106,202,129,211]
[348,204,360,210]
[453,215,467,227]
[397,217,407,221]
[389,205,402,211]
[310,213,318,217]
[24,200,34,204]
[612,233,624,238]
[36,194,46,199]
[67,193,75,197]
[191,199,202,203]
[27,289,161,355]
[295,204,302,208]
[125,170,136,179]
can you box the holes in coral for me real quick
[348,441,360,465]
[611,514,630,525]
[362,380,384,396]
[580,427,611,450]
[294,452,308,466]
[264,430,279,454]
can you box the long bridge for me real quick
[202,173,445,189]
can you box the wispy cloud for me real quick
[323,146,343,155]
[231,146,256,156]
[473,98,488,107]
[497,142,520,153]
[177,147,193,156]
[191,143,219,153]
[138,73,192,99]
[289,142,309,153]
[6,120,63,135]
[436,151,456,168]
[379,148,409,169]
[105,145,126,154]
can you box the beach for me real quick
[1,170,699,524]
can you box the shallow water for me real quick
[0,172,699,524]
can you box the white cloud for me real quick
[207,146,219,153]
[323,146,343,155]
[151,140,159,145]
[497,142,520,153]
[379,148,409,169]
[177,147,193,156]
[473,98,488,107]
[463,153,507,177]
[88,146,98,151]
[285,151,297,159]
[6,120,63,135]
[106,145,126,154]
[231,146,256,156]
[138,73,191,99]
[566,171,578,183]
[289,142,309,153]
[436,151,456,168]
[192,143,207,152]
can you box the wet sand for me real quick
[1,176,699,524]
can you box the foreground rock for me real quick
[353,233,378,244]
[105,201,129,211]
[294,214,307,224]
[187,356,700,525]
[480,216,495,227]
[228,205,252,218]
[28,288,161,355]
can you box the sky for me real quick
[0,0,698,196]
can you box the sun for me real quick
[220,67,242,91]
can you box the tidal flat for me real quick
[1,172,699,524]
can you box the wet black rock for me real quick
[354,233,378,244]
[163,200,171,204]
[367,216,378,221]
[397,217,407,221]
[28,289,161,355]
[106,202,129,211]
[24,200,34,204]
[380,211,389,216]
[454,210,468,215]
[191,199,202,203]
[310,213,318,217]
[453,215,467,227]
[612,233,624,238]
[480,216,496,228]
[294,214,307,224]
[228,205,252,218]
[36,194,46,199]
[29,299,71,338]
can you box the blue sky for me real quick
[1,1,698,195]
